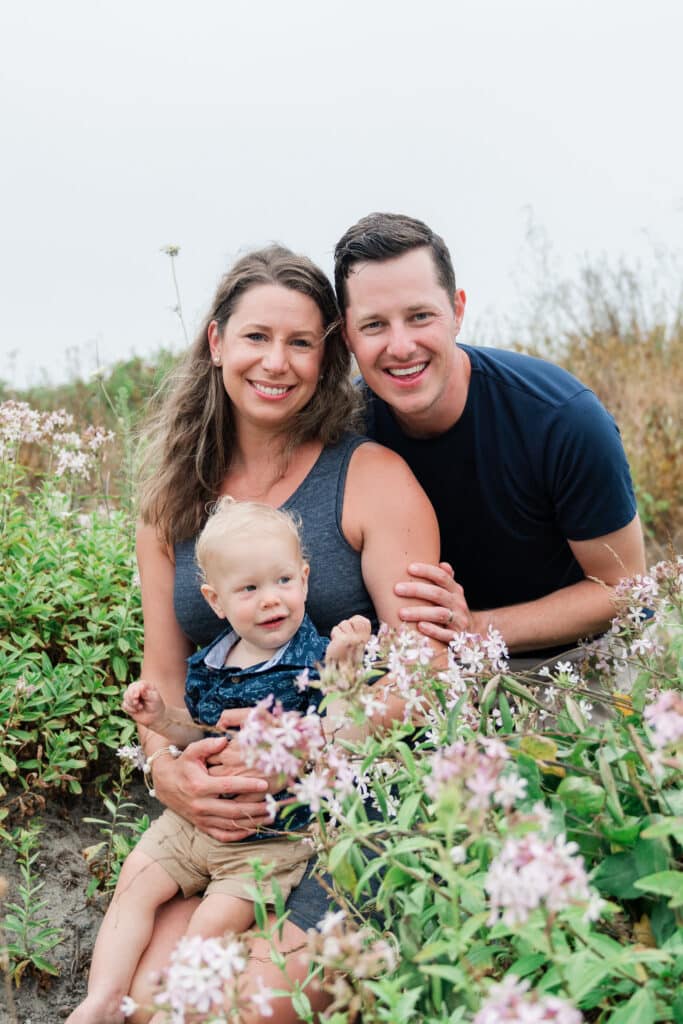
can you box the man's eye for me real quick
[412,312,431,322]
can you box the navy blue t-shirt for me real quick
[363,345,636,654]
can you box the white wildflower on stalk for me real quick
[250,977,275,1017]
[485,833,595,926]
[474,974,582,1024]
[154,934,247,1023]
[117,744,147,771]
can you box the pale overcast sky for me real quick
[1,0,682,388]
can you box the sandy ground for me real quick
[1,780,156,1024]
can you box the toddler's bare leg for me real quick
[65,848,179,1024]
[144,894,255,1024]
[185,890,255,938]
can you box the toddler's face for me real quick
[202,530,309,653]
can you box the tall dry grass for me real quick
[511,255,683,554]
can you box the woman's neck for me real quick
[221,425,322,507]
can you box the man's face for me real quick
[343,247,467,436]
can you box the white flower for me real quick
[250,977,274,1017]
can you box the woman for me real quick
[128,246,441,1022]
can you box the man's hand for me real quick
[150,734,272,842]
[326,614,372,664]
[123,678,165,729]
[395,561,473,643]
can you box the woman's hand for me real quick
[150,735,272,842]
[395,561,474,643]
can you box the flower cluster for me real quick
[474,975,582,1024]
[0,400,114,479]
[116,743,147,772]
[485,833,599,926]
[123,933,269,1023]
[306,910,396,1018]
[643,690,683,750]
[237,696,325,779]
[425,738,527,813]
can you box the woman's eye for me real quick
[362,321,383,332]
[290,338,313,349]
[246,332,267,342]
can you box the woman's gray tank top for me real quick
[173,433,377,646]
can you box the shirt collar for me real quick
[203,628,292,672]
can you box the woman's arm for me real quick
[341,443,445,726]
[136,522,270,841]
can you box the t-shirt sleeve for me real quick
[544,390,637,541]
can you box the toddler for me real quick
[67,498,370,1024]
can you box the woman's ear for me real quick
[201,582,226,619]
[207,320,223,365]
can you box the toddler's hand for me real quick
[326,614,372,665]
[122,678,165,727]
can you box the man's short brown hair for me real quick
[334,212,456,313]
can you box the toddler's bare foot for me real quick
[65,993,126,1024]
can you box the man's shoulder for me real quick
[462,345,588,409]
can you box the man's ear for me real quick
[453,289,467,336]
[201,582,226,619]
[341,318,353,352]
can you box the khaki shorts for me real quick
[137,809,310,903]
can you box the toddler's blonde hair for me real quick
[195,497,305,582]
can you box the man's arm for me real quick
[397,515,646,653]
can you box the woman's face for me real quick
[208,284,326,431]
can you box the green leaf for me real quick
[634,871,683,907]
[607,986,656,1024]
[419,963,467,986]
[398,791,423,830]
[592,851,640,899]
[557,776,606,818]
[641,817,683,844]
[111,655,128,682]
[327,837,354,873]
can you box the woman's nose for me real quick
[262,340,289,374]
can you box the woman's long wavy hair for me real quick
[138,245,361,545]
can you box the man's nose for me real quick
[262,340,289,373]
[385,325,418,360]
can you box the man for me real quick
[334,212,646,662]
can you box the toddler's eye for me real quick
[242,584,257,592]
[278,575,292,584]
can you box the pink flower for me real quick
[485,834,594,927]
[644,690,683,749]
[474,975,582,1023]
